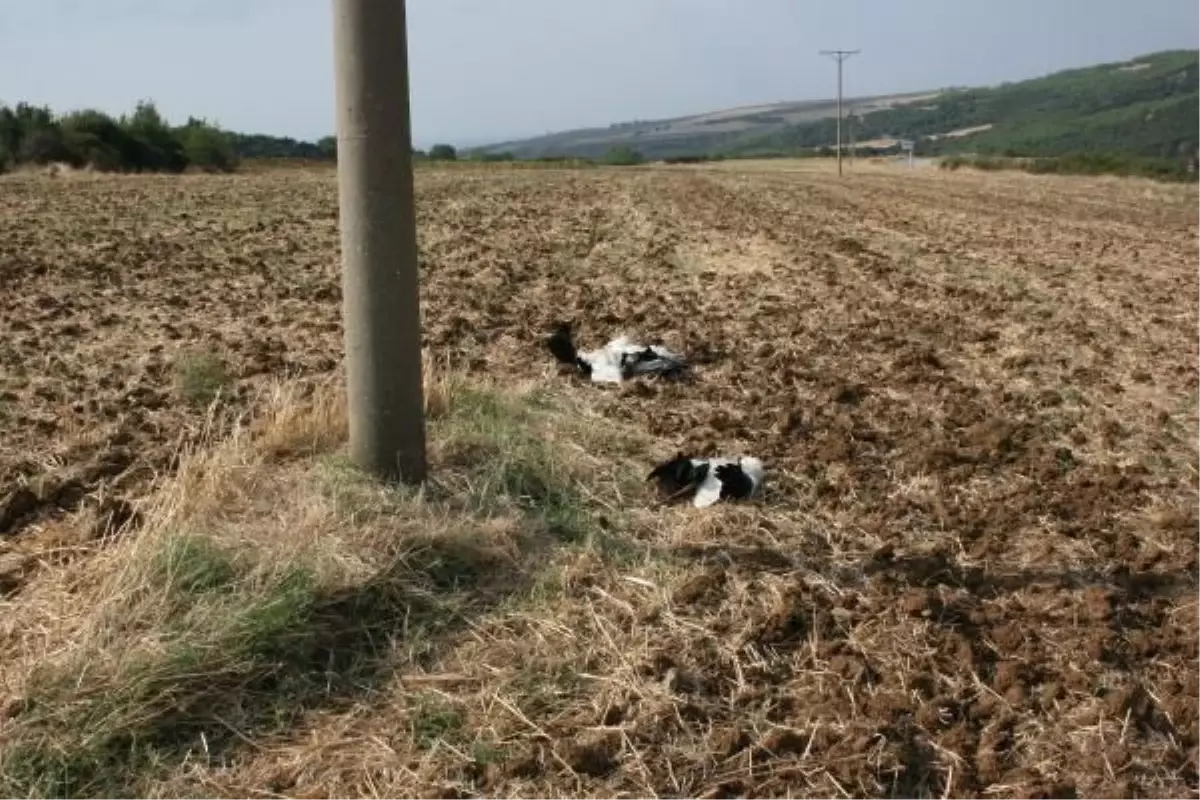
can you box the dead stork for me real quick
[647,452,764,508]
[545,320,689,384]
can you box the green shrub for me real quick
[60,110,130,170]
[121,100,187,172]
[17,125,68,165]
[177,118,238,173]
[662,154,726,164]
[470,151,515,163]
[938,150,1195,182]
[174,351,231,406]
[602,146,644,166]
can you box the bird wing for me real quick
[618,342,686,376]
[588,359,624,383]
[692,472,724,508]
[604,336,636,355]
[586,337,688,381]
[579,346,624,383]
[692,459,730,508]
[738,457,765,492]
[648,344,684,362]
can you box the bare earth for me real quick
[0,161,1197,797]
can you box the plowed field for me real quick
[1,162,1197,797]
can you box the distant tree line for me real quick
[229,132,336,161]
[413,143,521,163]
[939,151,1198,182]
[0,100,241,173]
[0,99,359,173]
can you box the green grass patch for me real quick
[3,532,322,798]
[173,350,231,406]
[411,693,466,749]
[0,378,640,797]
[434,384,595,544]
[149,532,239,598]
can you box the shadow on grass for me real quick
[665,540,1198,601]
[3,537,537,797]
[859,547,1199,600]
[0,380,636,798]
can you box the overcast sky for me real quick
[1,0,1196,148]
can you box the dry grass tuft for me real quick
[0,369,637,798]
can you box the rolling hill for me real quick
[471,49,1199,164]
[470,91,940,161]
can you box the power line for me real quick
[819,49,859,177]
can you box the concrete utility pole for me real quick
[332,0,427,483]
[819,49,859,177]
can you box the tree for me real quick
[177,118,238,172]
[428,143,457,161]
[18,125,67,165]
[60,110,130,170]
[0,103,60,164]
[0,106,19,160]
[121,100,186,172]
[602,146,644,166]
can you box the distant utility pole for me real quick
[332,0,427,483]
[819,49,860,177]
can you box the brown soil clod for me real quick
[560,729,622,777]
[0,487,38,536]
[757,727,811,757]
[0,553,33,596]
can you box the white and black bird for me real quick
[647,452,764,508]
[545,321,689,384]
